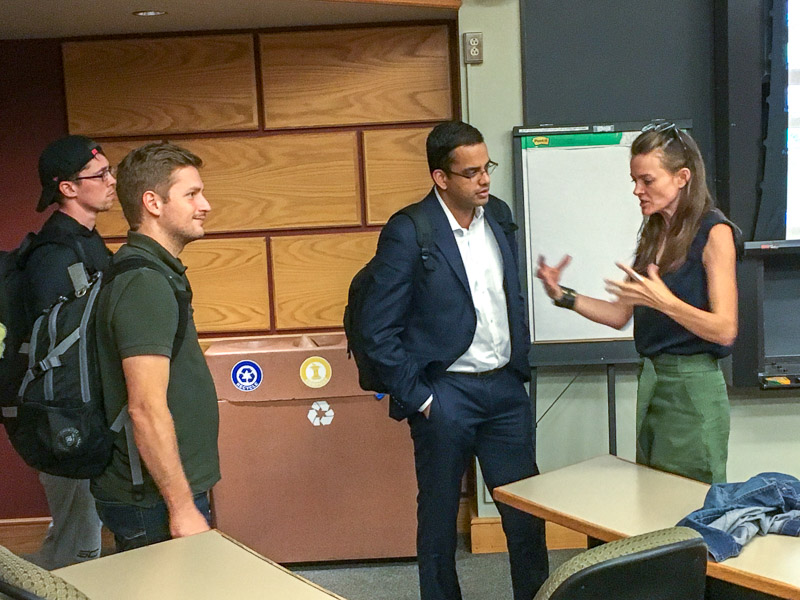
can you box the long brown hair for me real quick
[631,127,714,274]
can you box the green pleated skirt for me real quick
[636,353,730,484]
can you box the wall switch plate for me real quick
[463,32,483,65]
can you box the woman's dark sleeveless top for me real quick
[633,209,736,359]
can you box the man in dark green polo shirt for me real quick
[92,142,220,552]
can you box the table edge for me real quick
[493,461,800,600]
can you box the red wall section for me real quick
[0,39,68,250]
[0,436,46,519]
[0,38,66,518]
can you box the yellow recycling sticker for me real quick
[300,356,332,388]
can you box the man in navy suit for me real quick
[360,122,548,600]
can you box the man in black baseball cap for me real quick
[21,134,115,569]
[37,135,105,212]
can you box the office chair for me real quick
[0,545,89,600]
[534,527,707,600]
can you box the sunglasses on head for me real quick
[642,120,689,156]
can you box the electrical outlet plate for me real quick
[463,32,483,65]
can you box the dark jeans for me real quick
[409,368,549,600]
[95,491,211,553]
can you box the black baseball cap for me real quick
[37,135,103,212]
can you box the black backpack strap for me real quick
[24,229,89,268]
[398,198,516,260]
[106,257,191,359]
[399,203,436,271]
[484,196,518,234]
[104,256,192,501]
[71,239,88,266]
[13,233,40,267]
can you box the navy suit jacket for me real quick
[360,189,532,421]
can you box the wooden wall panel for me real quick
[108,238,270,333]
[95,141,144,237]
[63,35,258,137]
[260,25,452,128]
[96,133,361,237]
[181,238,270,333]
[272,232,380,328]
[363,127,433,224]
[326,0,460,7]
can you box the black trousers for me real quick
[408,368,549,600]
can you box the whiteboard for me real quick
[518,129,643,344]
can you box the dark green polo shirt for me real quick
[91,232,220,506]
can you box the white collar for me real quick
[434,187,484,232]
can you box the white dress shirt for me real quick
[419,191,511,413]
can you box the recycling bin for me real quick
[205,333,418,563]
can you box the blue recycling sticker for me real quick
[231,360,263,392]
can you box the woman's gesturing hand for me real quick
[605,263,677,312]
[536,254,572,300]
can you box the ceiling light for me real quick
[132,10,167,17]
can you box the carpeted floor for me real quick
[291,537,583,600]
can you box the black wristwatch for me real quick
[553,286,577,310]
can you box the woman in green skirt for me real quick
[536,121,741,484]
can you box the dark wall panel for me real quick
[716,0,765,238]
[0,39,68,251]
[754,0,787,241]
[0,39,63,518]
[520,0,716,186]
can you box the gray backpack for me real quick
[4,255,190,488]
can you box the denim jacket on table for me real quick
[676,472,800,562]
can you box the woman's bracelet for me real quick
[553,286,577,310]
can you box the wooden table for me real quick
[494,455,800,600]
[54,530,345,600]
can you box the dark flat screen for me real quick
[762,256,800,358]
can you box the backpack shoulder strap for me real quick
[398,202,433,249]
[398,202,435,270]
[12,233,39,265]
[484,196,518,234]
[106,257,191,359]
[24,229,88,267]
[103,255,191,501]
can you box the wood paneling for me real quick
[272,232,379,328]
[95,141,144,237]
[96,133,360,237]
[186,134,360,233]
[260,25,452,128]
[0,519,115,556]
[109,238,270,333]
[0,518,53,555]
[363,127,433,224]
[470,516,587,554]
[326,0,460,7]
[180,238,270,333]
[7,22,458,527]
[63,35,258,137]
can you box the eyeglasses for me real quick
[74,166,117,183]
[641,120,689,156]
[446,160,498,180]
